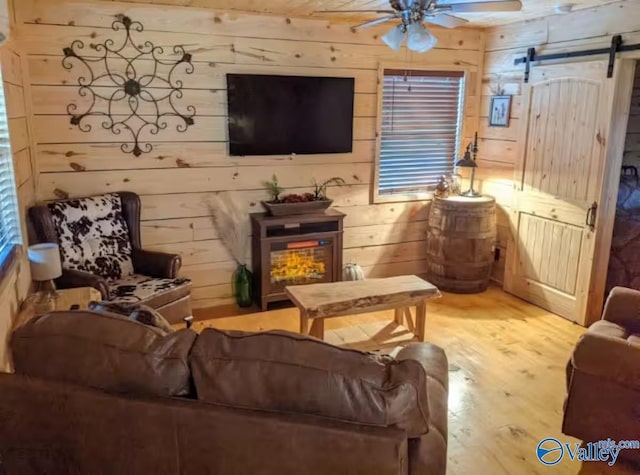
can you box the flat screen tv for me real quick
[226,74,355,156]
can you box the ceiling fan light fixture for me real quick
[406,23,438,53]
[382,24,405,51]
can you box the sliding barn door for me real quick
[505,61,618,323]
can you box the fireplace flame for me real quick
[271,249,325,282]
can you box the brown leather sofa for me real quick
[28,192,192,323]
[1,311,449,474]
[563,286,640,467]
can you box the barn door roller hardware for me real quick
[514,35,640,83]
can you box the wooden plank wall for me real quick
[15,0,484,309]
[623,65,640,167]
[482,0,640,284]
[0,4,37,371]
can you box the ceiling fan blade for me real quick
[313,10,396,14]
[435,1,522,13]
[424,13,468,28]
[352,15,398,29]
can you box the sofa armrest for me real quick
[55,269,109,300]
[573,330,640,391]
[131,248,181,279]
[396,343,449,392]
[602,287,640,331]
[396,343,448,475]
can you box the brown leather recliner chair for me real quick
[28,192,192,323]
[563,286,640,467]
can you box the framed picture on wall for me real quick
[489,95,511,127]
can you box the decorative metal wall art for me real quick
[62,15,196,156]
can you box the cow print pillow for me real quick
[49,193,134,280]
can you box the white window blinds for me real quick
[377,69,465,195]
[0,69,20,265]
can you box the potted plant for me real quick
[262,175,345,216]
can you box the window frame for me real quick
[372,64,471,204]
[0,64,22,288]
[0,244,19,291]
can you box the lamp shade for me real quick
[382,25,405,51]
[455,156,477,168]
[406,23,438,53]
[456,148,477,168]
[28,243,62,281]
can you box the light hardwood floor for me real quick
[191,286,636,474]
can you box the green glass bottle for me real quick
[233,264,253,308]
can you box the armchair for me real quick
[29,192,191,323]
[563,287,640,466]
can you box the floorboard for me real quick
[190,285,636,474]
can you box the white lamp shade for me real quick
[382,25,405,51]
[407,23,438,53]
[28,243,62,281]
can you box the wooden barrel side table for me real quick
[426,195,497,293]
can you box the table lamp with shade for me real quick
[28,243,62,308]
[456,132,481,198]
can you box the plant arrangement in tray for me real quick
[262,175,345,216]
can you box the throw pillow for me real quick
[88,301,175,335]
[130,305,175,334]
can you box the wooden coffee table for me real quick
[285,275,440,341]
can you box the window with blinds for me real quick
[0,69,20,267]
[376,69,465,198]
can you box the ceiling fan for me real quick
[315,0,522,53]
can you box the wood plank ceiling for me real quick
[96,0,624,27]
